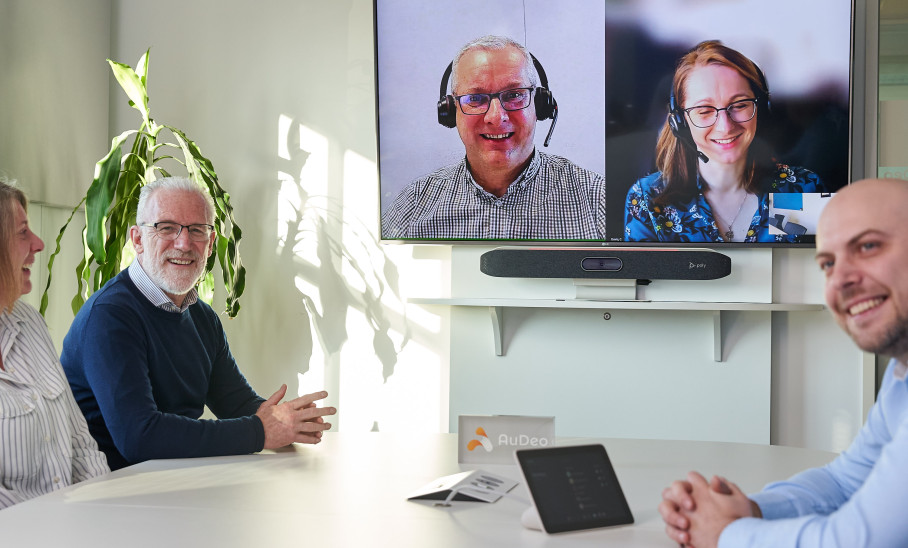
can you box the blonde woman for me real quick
[0,179,108,508]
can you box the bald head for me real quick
[816,178,908,360]
[818,178,908,248]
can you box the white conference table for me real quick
[0,433,836,547]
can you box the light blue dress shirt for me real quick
[721,358,908,547]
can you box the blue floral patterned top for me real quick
[623,164,828,243]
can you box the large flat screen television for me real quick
[375,0,853,247]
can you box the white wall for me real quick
[0,0,111,207]
[6,0,872,452]
[445,247,866,450]
[0,0,110,344]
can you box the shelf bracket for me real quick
[491,306,504,356]
[713,310,723,363]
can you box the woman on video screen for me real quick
[623,40,828,243]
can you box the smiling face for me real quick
[816,179,908,361]
[130,188,215,305]
[682,64,757,167]
[10,201,45,298]
[453,46,537,185]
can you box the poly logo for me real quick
[466,427,493,452]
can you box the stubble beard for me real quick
[846,308,908,359]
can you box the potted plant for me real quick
[40,49,246,317]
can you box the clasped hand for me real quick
[256,385,336,449]
[658,471,759,548]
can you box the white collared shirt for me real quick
[0,301,109,509]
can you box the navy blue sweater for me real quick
[61,270,265,470]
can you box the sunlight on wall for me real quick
[276,117,329,263]
[277,114,293,161]
[277,118,332,401]
[340,149,446,432]
[339,311,395,431]
[340,307,444,432]
[275,118,450,433]
[339,150,380,297]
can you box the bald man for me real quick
[658,178,908,547]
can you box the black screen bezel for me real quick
[373,0,857,249]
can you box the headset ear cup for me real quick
[668,91,686,137]
[437,95,457,128]
[534,87,556,121]
[668,110,688,138]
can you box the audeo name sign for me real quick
[458,415,556,464]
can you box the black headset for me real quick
[437,53,558,144]
[668,64,771,163]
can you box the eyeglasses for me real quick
[140,222,214,241]
[453,87,534,115]
[683,98,758,128]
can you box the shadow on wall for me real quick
[246,116,411,402]
[289,185,407,384]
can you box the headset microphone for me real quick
[678,131,709,163]
[543,105,558,147]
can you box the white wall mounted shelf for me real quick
[409,298,825,362]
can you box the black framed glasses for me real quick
[683,98,758,128]
[453,87,534,115]
[140,222,214,241]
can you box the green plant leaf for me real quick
[169,128,202,185]
[84,132,131,262]
[227,263,246,316]
[197,270,214,305]
[39,197,86,316]
[108,59,149,118]
[135,48,150,89]
[71,230,92,315]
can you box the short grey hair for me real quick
[136,177,215,225]
[450,35,539,94]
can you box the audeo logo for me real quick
[467,426,552,452]
[497,434,550,447]
[466,427,493,452]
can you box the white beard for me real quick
[142,252,205,297]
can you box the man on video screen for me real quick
[382,35,606,240]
